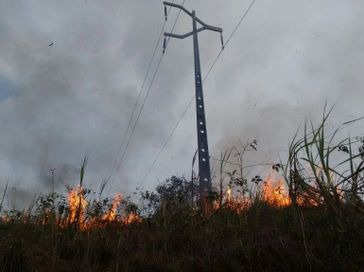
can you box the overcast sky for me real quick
[0,0,363,207]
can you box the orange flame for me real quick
[103,193,123,222]
[224,186,251,213]
[64,186,141,229]
[0,214,10,223]
[67,186,87,228]
[262,172,290,207]
[123,212,142,224]
[226,186,232,203]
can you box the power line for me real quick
[107,18,169,182]
[141,95,195,183]
[210,155,272,169]
[106,1,176,188]
[114,53,164,175]
[203,0,256,82]
[140,0,257,184]
[113,1,187,176]
[107,0,187,191]
[166,0,187,47]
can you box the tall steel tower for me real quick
[163,2,223,201]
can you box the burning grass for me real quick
[0,111,363,271]
[62,188,141,230]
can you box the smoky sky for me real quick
[0,0,364,207]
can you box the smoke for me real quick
[0,0,363,203]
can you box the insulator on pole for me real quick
[164,6,168,21]
[220,33,224,50]
[163,37,167,54]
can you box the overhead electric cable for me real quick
[107,19,168,182]
[166,0,187,46]
[140,0,257,184]
[203,0,256,81]
[114,53,164,175]
[107,0,187,191]
[141,95,195,183]
[210,156,272,169]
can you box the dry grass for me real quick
[0,111,363,271]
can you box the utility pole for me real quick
[163,2,224,202]
[49,168,56,194]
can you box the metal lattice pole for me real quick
[163,1,223,201]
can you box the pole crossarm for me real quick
[164,27,205,39]
[163,1,223,35]
[163,1,193,18]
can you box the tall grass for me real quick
[281,108,364,222]
[0,111,363,271]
